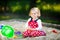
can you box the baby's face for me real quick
[31,9,38,19]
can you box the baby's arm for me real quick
[36,19,42,30]
[24,18,31,30]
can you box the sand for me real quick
[0,19,60,40]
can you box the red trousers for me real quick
[23,29,46,37]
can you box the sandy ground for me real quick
[0,19,60,40]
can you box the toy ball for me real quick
[1,25,14,38]
[52,30,58,34]
[0,25,3,29]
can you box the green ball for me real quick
[1,25,14,38]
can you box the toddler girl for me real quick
[23,7,46,37]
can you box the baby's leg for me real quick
[30,30,46,37]
[23,30,32,38]
[39,31,46,36]
[30,30,39,37]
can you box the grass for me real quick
[0,15,60,24]
[42,19,60,24]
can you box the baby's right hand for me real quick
[27,26,31,30]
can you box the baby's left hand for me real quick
[28,26,35,30]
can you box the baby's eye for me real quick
[33,13,37,15]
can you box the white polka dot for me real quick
[31,22,33,24]
[34,24,36,25]
[25,32,27,34]
[30,24,31,25]
[33,25,35,27]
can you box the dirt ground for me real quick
[0,19,60,40]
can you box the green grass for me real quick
[0,15,60,24]
[41,17,60,24]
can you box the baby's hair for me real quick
[29,7,41,18]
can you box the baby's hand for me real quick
[28,26,35,30]
[27,26,31,30]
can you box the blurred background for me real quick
[0,0,60,24]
